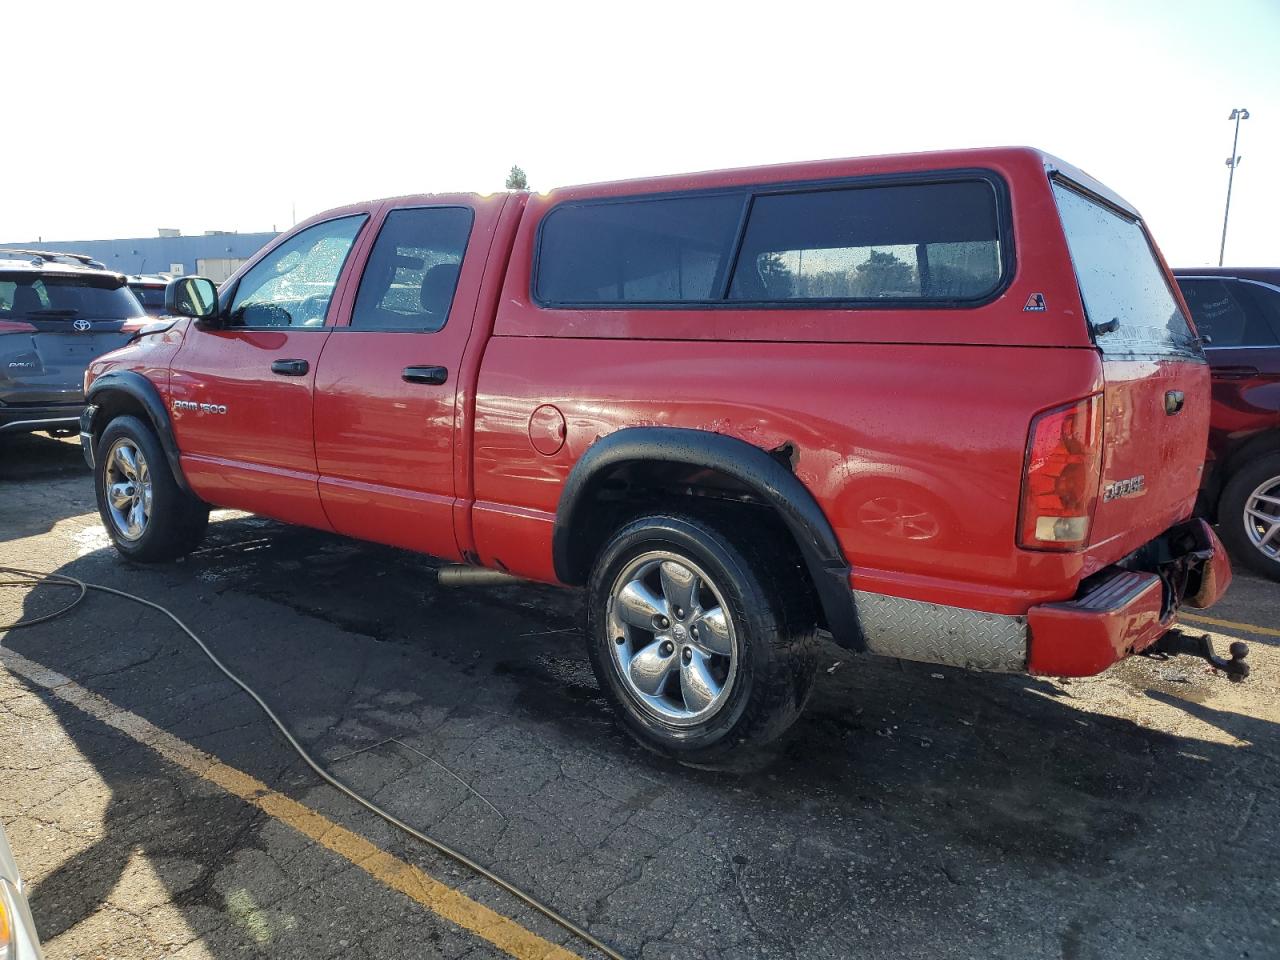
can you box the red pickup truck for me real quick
[81,147,1233,761]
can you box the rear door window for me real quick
[1245,282,1280,342]
[1052,182,1199,358]
[350,207,473,331]
[729,181,1004,302]
[535,194,744,304]
[1178,278,1279,348]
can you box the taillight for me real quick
[1018,394,1103,550]
[0,879,14,960]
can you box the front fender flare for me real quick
[85,370,192,494]
[553,427,863,649]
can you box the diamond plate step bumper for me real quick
[854,590,1027,672]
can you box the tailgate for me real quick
[3,322,132,404]
[1051,180,1209,563]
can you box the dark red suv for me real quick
[1174,268,1280,580]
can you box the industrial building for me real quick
[0,229,278,282]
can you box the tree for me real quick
[505,165,529,190]
[755,252,794,298]
[855,249,915,296]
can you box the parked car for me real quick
[126,274,172,317]
[0,249,146,439]
[1174,268,1280,580]
[80,148,1231,761]
[0,821,46,959]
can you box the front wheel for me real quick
[95,415,209,562]
[1217,451,1280,581]
[586,513,817,763]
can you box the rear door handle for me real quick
[1164,390,1185,415]
[402,365,448,385]
[271,359,309,376]
[1211,365,1260,381]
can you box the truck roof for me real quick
[375,146,1139,220]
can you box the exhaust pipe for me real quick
[436,565,525,587]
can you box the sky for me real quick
[4,0,1277,267]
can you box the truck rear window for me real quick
[1051,182,1199,358]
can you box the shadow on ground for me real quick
[3,513,1277,959]
[0,433,92,542]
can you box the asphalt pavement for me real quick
[1,432,1277,960]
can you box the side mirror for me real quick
[164,277,220,322]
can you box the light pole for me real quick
[1219,107,1250,266]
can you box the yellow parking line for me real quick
[1180,611,1280,639]
[0,648,582,960]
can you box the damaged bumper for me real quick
[1027,519,1232,677]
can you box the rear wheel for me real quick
[95,415,208,562]
[586,513,817,763]
[1217,451,1280,581]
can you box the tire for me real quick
[1217,451,1280,581]
[94,415,209,562]
[585,512,818,764]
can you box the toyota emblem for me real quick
[73,319,92,332]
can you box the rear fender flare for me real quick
[85,371,192,494]
[552,426,863,649]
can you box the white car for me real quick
[0,822,44,959]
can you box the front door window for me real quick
[227,216,366,329]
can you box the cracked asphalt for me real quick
[1,432,1278,960]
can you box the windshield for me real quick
[0,274,145,320]
[1051,181,1199,359]
[130,284,167,309]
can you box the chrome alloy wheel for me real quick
[1244,474,1280,561]
[606,552,739,726]
[103,438,152,541]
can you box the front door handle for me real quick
[1164,390,1185,416]
[402,365,448,385]
[271,359,309,376]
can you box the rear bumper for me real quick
[851,519,1231,677]
[1027,519,1231,677]
[0,402,83,435]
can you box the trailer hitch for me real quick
[1148,628,1250,682]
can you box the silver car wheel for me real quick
[606,551,739,727]
[104,438,152,541]
[1243,473,1280,561]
